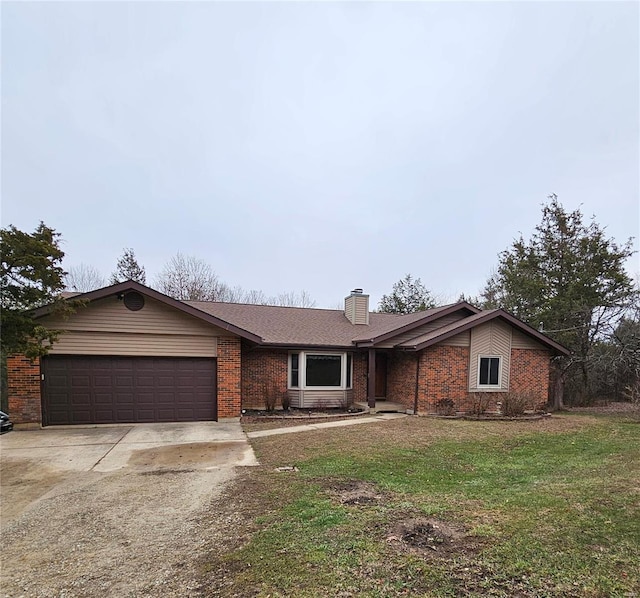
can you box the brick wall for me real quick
[416,346,470,413]
[352,352,368,404]
[241,347,288,409]
[7,355,42,424]
[510,348,550,408]
[406,345,551,414]
[387,352,418,410]
[216,337,242,418]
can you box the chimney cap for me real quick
[351,288,364,295]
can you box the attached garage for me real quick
[42,356,217,425]
[10,283,260,427]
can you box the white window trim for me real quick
[477,355,502,389]
[289,352,300,388]
[288,351,353,390]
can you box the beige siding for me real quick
[47,332,217,357]
[41,296,224,336]
[287,389,301,408]
[344,294,369,325]
[41,296,225,357]
[468,321,512,391]
[512,330,546,350]
[441,330,471,347]
[379,313,468,348]
[293,389,350,409]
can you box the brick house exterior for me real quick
[6,281,568,426]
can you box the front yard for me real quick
[198,413,640,597]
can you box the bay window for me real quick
[288,352,353,389]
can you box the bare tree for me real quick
[239,289,270,305]
[154,253,225,301]
[274,290,316,308]
[65,264,106,292]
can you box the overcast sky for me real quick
[2,1,638,308]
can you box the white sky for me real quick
[2,1,638,308]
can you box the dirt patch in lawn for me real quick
[392,518,464,553]
[326,479,384,506]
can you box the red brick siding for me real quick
[389,345,552,414]
[387,352,418,410]
[216,337,242,418]
[510,348,550,408]
[241,348,288,409]
[352,352,368,404]
[7,355,42,424]
[416,346,470,413]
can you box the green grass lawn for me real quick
[200,414,640,597]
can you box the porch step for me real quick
[355,401,410,415]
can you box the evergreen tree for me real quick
[1,222,73,359]
[482,195,637,408]
[378,274,436,314]
[110,248,146,285]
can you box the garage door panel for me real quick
[43,356,217,425]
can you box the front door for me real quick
[375,353,387,399]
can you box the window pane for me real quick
[479,358,490,385]
[489,358,499,385]
[346,354,352,388]
[479,357,499,386]
[290,353,299,387]
[306,355,342,387]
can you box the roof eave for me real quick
[353,302,481,346]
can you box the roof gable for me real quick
[397,309,569,355]
[32,281,262,343]
[353,302,481,346]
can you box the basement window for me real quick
[478,356,501,387]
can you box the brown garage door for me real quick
[42,356,217,425]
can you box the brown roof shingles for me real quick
[185,301,447,347]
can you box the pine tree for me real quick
[482,195,637,408]
[110,248,146,285]
[378,274,436,314]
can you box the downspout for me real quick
[413,353,420,415]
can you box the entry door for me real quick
[375,353,387,399]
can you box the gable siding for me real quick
[41,296,225,357]
[441,330,471,347]
[468,321,512,391]
[41,296,225,336]
[377,313,468,348]
[511,329,547,350]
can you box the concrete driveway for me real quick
[0,421,257,473]
[0,422,258,597]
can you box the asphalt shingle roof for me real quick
[185,301,454,347]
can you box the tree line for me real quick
[65,249,315,307]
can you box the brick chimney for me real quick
[344,288,369,325]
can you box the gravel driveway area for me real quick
[0,423,257,597]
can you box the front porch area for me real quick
[354,400,411,415]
